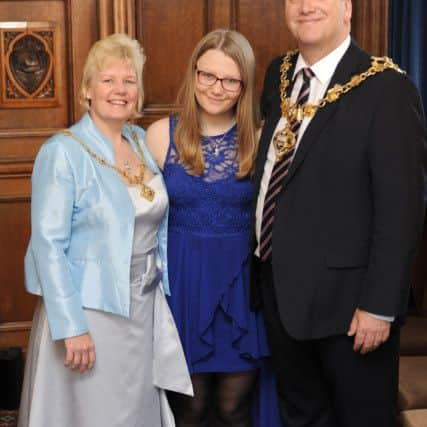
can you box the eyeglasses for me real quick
[196,69,242,92]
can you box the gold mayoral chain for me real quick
[62,126,155,201]
[273,51,404,160]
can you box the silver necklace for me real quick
[203,124,235,156]
[206,134,227,156]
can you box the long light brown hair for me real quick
[175,29,260,177]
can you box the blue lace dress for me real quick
[164,116,284,426]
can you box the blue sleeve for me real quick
[29,138,88,340]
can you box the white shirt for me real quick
[254,36,393,322]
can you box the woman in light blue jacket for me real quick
[18,34,191,427]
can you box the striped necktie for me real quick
[259,67,315,261]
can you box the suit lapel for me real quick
[253,57,297,193]
[283,42,365,185]
[253,110,279,188]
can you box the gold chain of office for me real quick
[273,50,404,160]
[62,126,155,201]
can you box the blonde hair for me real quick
[175,29,260,177]
[79,33,145,118]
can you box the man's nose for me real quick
[299,0,317,13]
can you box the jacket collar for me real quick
[67,112,160,174]
[283,40,369,185]
[68,112,116,163]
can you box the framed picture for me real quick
[0,21,59,108]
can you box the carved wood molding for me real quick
[0,21,59,108]
[0,160,33,176]
[0,196,30,203]
[0,128,60,139]
[0,322,32,351]
[98,0,136,38]
[0,321,32,333]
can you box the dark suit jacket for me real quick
[252,41,427,340]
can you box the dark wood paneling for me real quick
[208,0,235,30]
[0,0,98,351]
[67,0,98,121]
[0,1,69,130]
[0,322,33,355]
[0,200,35,324]
[352,0,389,56]
[136,0,207,125]
[237,0,296,99]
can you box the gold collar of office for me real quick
[62,125,155,201]
[273,50,404,160]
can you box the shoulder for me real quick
[130,123,145,139]
[264,55,285,80]
[145,117,170,169]
[38,119,101,161]
[361,59,421,107]
[379,65,419,95]
[349,44,415,95]
[34,122,103,180]
[352,59,426,138]
[32,131,78,183]
[269,55,286,69]
[262,53,292,92]
[261,55,286,116]
[146,117,170,138]
[35,130,76,167]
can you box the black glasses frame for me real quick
[195,69,243,92]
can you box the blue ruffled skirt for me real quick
[166,228,284,426]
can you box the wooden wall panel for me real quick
[0,201,36,323]
[237,0,296,101]
[352,0,389,56]
[0,0,98,350]
[136,0,207,125]
[0,197,35,348]
[0,1,69,130]
[67,0,99,121]
[208,0,235,29]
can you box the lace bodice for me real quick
[167,121,238,183]
[163,116,253,236]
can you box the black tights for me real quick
[169,370,258,427]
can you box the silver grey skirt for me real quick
[18,250,192,427]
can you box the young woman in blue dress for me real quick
[146,29,282,427]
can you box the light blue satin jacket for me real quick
[24,113,170,340]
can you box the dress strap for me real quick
[165,116,179,166]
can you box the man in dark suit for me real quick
[252,1,427,426]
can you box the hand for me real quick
[347,308,390,354]
[64,333,96,373]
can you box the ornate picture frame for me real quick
[0,21,59,108]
